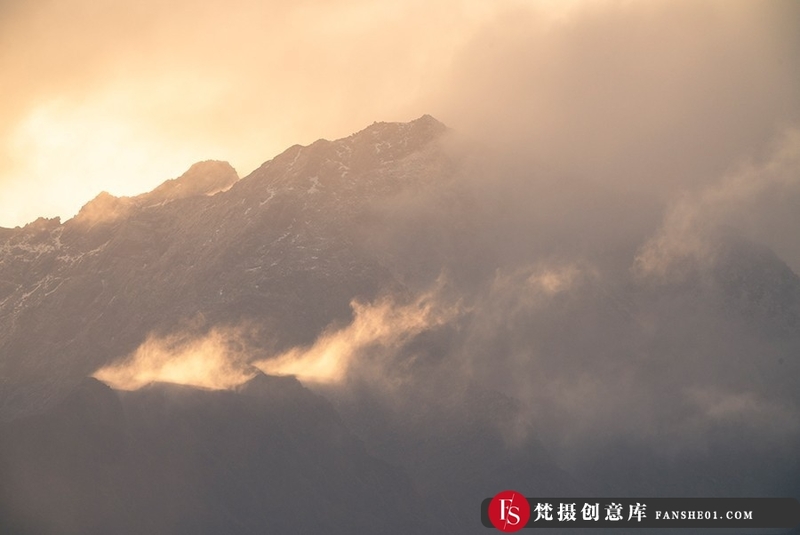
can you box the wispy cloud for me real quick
[93,325,257,390]
[635,128,800,279]
[255,288,462,384]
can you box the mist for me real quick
[4,0,800,527]
[4,0,798,229]
[93,324,257,390]
[255,287,461,383]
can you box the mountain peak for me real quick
[244,115,449,193]
[21,216,61,232]
[412,113,445,127]
[73,191,128,225]
[143,160,238,204]
[351,114,448,145]
[237,370,305,398]
[72,161,238,225]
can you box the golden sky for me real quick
[1,0,798,227]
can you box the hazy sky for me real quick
[1,0,798,227]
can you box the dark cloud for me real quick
[435,0,800,197]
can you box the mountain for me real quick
[0,115,454,418]
[1,115,799,533]
[0,374,446,535]
[73,160,239,226]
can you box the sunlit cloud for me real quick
[5,1,792,228]
[5,95,225,223]
[255,290,461,384]
[93,326,257,390]
[93,286,461,390]
[0,0,480,227]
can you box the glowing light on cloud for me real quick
[93,288,460,390]
[1,0,796,229]
[93,326,257,391]
[255,291,460,384]
[3,92,229,226]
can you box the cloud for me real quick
[0,0,479,226]
[635,128,800,279]
[428,248,800,467]
[92,284,461,390]
[255,287,462,384]
[93,324,258,390]
[436,1,800,198]
[3,1,797,227]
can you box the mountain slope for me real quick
[0,374,445,535]
[0,115,454,419]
